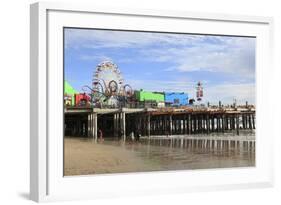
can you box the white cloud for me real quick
[204,83,255,105]
[65,28,206,49]
[126,79,195,93]
[140,37,255,79]
[79,54,133,64]
[79,54,112,62]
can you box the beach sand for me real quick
[64,138,161,176]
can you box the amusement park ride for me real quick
[82,61,134,108]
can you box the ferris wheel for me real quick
[93,61,124,96]
[91,61,133,106]
[81,61,134,107]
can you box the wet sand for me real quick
[64,136,255,176]
[64,138,162,175]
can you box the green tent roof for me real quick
[64,81,77,95]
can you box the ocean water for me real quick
[102,134,255,171]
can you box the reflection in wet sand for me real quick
[64,134,255,176]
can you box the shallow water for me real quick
[100,135,255,171]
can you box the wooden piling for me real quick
[147,114,151,137]
[236,114,240,135]
[121,112,126,141]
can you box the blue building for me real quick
[164,92,189,106]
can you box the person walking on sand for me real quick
[98,129,104,141]
[130,131,135,142]
[135,130,139,142]
[120,129,124,141]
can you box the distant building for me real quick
[164,92,189,106]
[64,81,78,106]
[134,90,164,102]
[74,93,91,107]
[134,90,165,108]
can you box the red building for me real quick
[75,93,91,106]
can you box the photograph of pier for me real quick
[63,28,255,176]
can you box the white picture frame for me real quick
[30,2,274,202]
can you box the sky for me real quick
[64,28,256,105]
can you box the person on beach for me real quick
[130,131,135,142]
[120,130,124,141]
[98,129,104,141]
[135,130,140,142]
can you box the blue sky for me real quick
[64,28,255,105]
